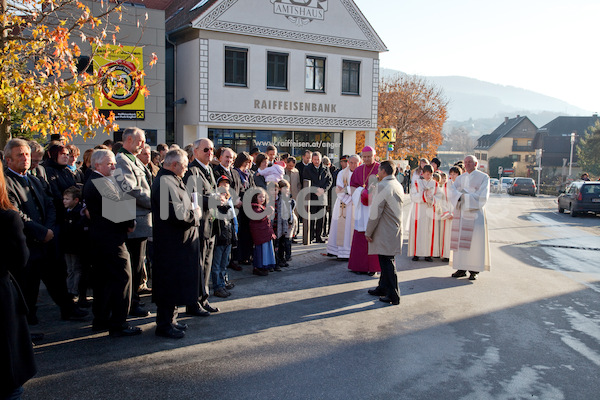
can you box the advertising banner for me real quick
[94,44,145,120]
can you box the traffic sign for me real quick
[379,128,396,142]
[498,166,503,174]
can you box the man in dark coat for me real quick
[83,149,140,337]
[212,147,242,199]
[183,138,222,315]
[4,138,87,324]
[302,151,332,243]
[152,149,201,339]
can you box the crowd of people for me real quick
[1,128,492,398]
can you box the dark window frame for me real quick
[267,51,289,90]
[341,59,360,95]
[305,55,326,93]
[225,46,248,87]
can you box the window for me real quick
[511,154,521,161]
[342,60,360,95]
[513,139,518,147]
[305,56,325,92]
[480,153,487,161]
[527,140,532,147]
[225,47,247,87]
[267,52,288,90]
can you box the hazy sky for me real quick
[353,0,599,114]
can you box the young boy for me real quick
[211,176,238,298]
[61,186,86,299]
[408,164,441,261]
[274,180,297,267]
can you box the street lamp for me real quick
[568,132,576,177]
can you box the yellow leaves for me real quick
[149,52,158,67]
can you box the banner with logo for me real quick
[93,44,145,120]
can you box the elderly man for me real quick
[348,146,381,275]
[447,155,491,281]
[138,144,159,179]
[83,149,140,337]
[327,154,360,260]
[152,149,201,339]
[115,127,153,318]
[28,141,48,186]
[365,161,403,305]
[302,151,332,243]
[4,139,88,324]
[184,138,222,316]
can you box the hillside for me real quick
[380,68,591,124]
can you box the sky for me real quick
[353,0,600,114]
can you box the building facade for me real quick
[474,116,538,176]
[165,0,387,162]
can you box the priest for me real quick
[327,154,360,260]
[447,155,491,280]
[348,146,380,275]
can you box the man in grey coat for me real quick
[115,127,152,317]
[365,160,403,306]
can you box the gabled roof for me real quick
[124,0,173,10]
[166,0,387,52]
[475,116,534,150]
[537,115,600,137]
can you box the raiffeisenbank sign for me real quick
[271,0,328,25]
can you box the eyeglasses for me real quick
[203,147,214,153]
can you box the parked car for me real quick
[508,177,536,196]
[558,181,600,217]
[501,177,513,192]
[490,178,500,193]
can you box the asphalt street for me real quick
[23,193,600,400]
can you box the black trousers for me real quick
[125,237,147,308]
[156,303,178,331]
[188,236,215,311]
[378,255,400,303]
[309,205,325,241]
[276,236,291,263]
[13,252,74,320]
[92,243,132,330]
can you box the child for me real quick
[437,171,452,262]
[60,186,86,299]
[257,159,285,183]
[249,188,277,276]
[274,180,297,267]
[408,164,441,261]
[211,176,238,298]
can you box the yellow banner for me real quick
[93,44,145,120]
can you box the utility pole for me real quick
[568,132,576,177]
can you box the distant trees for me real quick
[577,121,600,176]
[442,126,475,153]
[376,74,448,159]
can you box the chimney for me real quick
[517,115,520,118]
[504,117,509,124]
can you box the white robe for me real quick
[438,182,453,259]
[327,168,354,258]
[408,178,442,257]
[447,169,491,272]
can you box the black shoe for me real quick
[315,238,325,243]
[412,256,419,261]
[268,267,274,272]
[367,272,376,276]
[129,306,150,318]
[185,307,210,317]
[441,258,450,262]
[30,332,45,343]
[326,253,336,257]
[201,303,220,313]
[109,326,142,337]
[229,261,242,271]
[273,265,282,272]
[368,288,385,296]
[337,257,349,261]
[451,270,467,278]
[155,327,185,339]
[77,299,92,308]
[61,307,89,321]
[468,272,479,281]
[379,296,400,305]
[92,322,109,332]
[253,268,268,276]
[424,257,433,262]
[213,288,231,298]
[225,281,235,290]
[173,322,188,331]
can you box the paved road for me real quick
[24,194,600,399]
